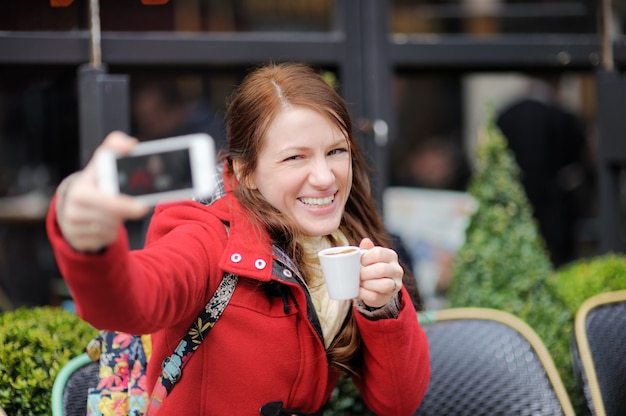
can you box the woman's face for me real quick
[249,106,352,236]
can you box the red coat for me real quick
[47,180,430,415]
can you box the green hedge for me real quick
[550,254,626,312]
[547,254,626,408]
[0,306,97,416]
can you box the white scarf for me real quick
[300,231,352,349]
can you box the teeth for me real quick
[300,195,334,207]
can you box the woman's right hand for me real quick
[56,131,151,252]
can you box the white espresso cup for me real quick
[317,246,366,300]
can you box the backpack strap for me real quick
[147,271,239,414]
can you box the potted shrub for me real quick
[0,306,97,415]
[446,111,577,398]
[447,110,561,338]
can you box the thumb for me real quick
[359,237,375,250]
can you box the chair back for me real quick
[415,307,574,416]
[573,290,626,416]
[51,353,99,416]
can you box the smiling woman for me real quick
[46,62,430,415]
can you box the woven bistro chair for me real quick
[51,353,99,416]
[415,307,575,416]
[572,290,626,416]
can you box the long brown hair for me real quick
[221,62,420,375]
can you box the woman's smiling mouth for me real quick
[299,194,335,208]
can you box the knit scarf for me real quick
[300,231,352,349]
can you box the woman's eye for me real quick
[284,155,302,161]
[329,147,348,156]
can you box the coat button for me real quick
[282,269,293,278]
[254,259,267,269]
[231,253,242,263]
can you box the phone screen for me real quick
[116,148,192,197]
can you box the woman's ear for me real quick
[232,159,256,189]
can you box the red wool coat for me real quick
[47,179,430,415]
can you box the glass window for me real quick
[0,3,84,31]
[389,70,598,308]
[0,65,80,307]
[390,74,467,191]
[0,66,80,196]
[390,70,598,267]
[120,68,235,151]
[101,0,334,33]
[390,0,597,35]
[0,0,334,33]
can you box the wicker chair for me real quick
[415,307,574,416]
[51,353,99,416]
[572,290,626,416]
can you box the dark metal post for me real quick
[359,0,392,211]
[77,0,129,166]
[595,0,625,253]
[78,66,129,166]
[336,0,393,210]
[595,71,626,253]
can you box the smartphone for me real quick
[95,133,216,205]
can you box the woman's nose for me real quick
[308,158,334,187]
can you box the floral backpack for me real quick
[86,332,152,415]
[84,272,238,416]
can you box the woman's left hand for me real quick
[357,237,403,309]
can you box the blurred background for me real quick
[0,0,624,309]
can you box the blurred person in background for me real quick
[497,74,594,267]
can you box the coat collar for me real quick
[199,164,274,282]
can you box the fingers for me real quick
[359,241,400,272]
[357,241,404,308]
[359,237,375,251]
[95,130,139,156]
[83,131,138,184]
[73,142,151,219]
[358,277,403,309]
[56,132,150,251]
[70,181,150,221]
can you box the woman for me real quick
[47,62,430,415]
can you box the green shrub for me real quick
[447,111,574,398]
[546,254,626,408]
[0,306,97,416]
[447,110,560,335]
[550,254,626,313]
